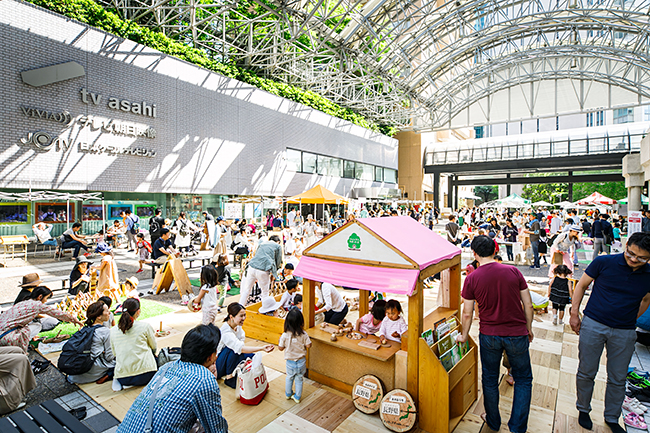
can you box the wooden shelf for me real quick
[306,327,400,362]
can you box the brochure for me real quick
[438,333,454,355]
[421,329,434,346]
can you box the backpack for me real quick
[57,325,101,375]
[149,217,160,235]
[144,240,153,253]
[129,215,140,234]
[179,220,189,237]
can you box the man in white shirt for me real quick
[287,208,296,227]
[315,283,348,325]
[32,222,57,247]
[550,212,563,235]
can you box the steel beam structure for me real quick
[453,173,624,186]
[95,0,650,131]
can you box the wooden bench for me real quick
[146,254,213,279]
[0,399,93,433]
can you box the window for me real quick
[375,166,383,182]
[614,108,634,124]
[474,126,484,139]
[384,169,397,184]
[302,152,317,174]
[286,149,301,171]
[317,155,342,177]
[343,160,355,178]
[587,110,604,126]
[355,163,374,180]
[645,106,650,122]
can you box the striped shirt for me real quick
[117,360,228,433]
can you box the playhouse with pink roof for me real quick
[295,216,478,433]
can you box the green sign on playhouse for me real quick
[347,233,361,251]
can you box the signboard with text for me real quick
[629,210,642,235]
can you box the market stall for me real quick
[286,184,349,227]
[294,216,478,433]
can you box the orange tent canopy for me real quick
[286,185,349,204]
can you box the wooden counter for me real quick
[306,327,402,394]
[306,327,400,361]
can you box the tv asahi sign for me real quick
[18,61,157,157]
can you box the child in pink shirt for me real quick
[379,299,408,344]
[355,300,386,335]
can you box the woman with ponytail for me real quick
[67,302,115,384]
[0,286,82,353]
[109,298,157,391]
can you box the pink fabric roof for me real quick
[295,256,420,296]
[358,216,460,270]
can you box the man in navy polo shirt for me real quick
[570,232,650,433]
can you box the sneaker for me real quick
[128,249,135,252]
[625,396,648,414]
[529,266,536,269]
[552,316,558,325]
[291,395,300,404]
[624,397,646,415]
[286,394,293,400]
[624,412,647,429]
[628,372,650,388]
[83,252,92,257]
[136,269,144,274]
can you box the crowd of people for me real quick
[4,201,650,433]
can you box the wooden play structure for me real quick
[152,257,193,298]
[294,216,478,433]
[242,280,291,343]
[1,234,29,265]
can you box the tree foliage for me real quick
[521,173,627,203]
[474,186,498,203]
[27,0,398,137]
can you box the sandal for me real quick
[624,412,647,429]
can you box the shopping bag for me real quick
[552,252,564,265]
[234,353,268,405]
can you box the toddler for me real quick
[281,263,296,280]
[355,300,386,335]
[547,265,573,325]
[192,265,220,325]
[279,279,299,310]
[378,299,408,344]
[290,294,303,311]
[135,233,151,274]
[125,276,140,299]
[278,309,312,403]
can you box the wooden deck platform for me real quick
[42,285,620,433]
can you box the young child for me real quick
[125,276,140,299]
[547,264,573,325]
[280,279,299,310]
[494,255,503,263]
[281,263,296,280]
[355,299,386,335]
[98,296,115,328]
[135,233,152,274]
[191,265,220,325]
[278,309,312,403]
[378,299,408,344]
[290,294,303,311]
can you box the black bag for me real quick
[57,325,100,375]
[149,218,160,235]
[547,234,557,248]
[179,220,188,237]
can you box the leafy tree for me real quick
[573,182,626,201]
[522,182,568,204]
[474,186,498,203]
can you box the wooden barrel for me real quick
[352,375,384,414]
[379,389,417,432]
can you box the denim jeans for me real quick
[43,239,57,247]
[62,240,87,257]
[286,358,307,400]
[531,240,540,267]
[479,334,533,433]
[505,244,513,261]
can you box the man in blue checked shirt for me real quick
[117,324,228,433]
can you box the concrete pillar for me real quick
[447,175,453,210]
[623,153,644,212]
[454,179,459,210]
[506,174,511,196]
[568,171,573,202]
[433,173,440,211]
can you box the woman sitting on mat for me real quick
[0,287,82,353]
[67,301,116,384]
[109,298,157,391]
[216,303,274,388]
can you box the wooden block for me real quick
[394,350,408,390]
[358,340,380,350]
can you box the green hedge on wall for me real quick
[26,0,398,137]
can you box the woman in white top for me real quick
[174,212,197,253]
[67,302,115,384]
[109,298,157,391]
[315,282,349,325]
[216,303,274,388]
[548,225,582,278]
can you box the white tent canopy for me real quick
[480,193,531,209]
[532,200,553,207]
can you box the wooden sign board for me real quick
[153,258,193,298]
[379,389,417,432]
[352,375,384,414]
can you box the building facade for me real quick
[0,0,397,235]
